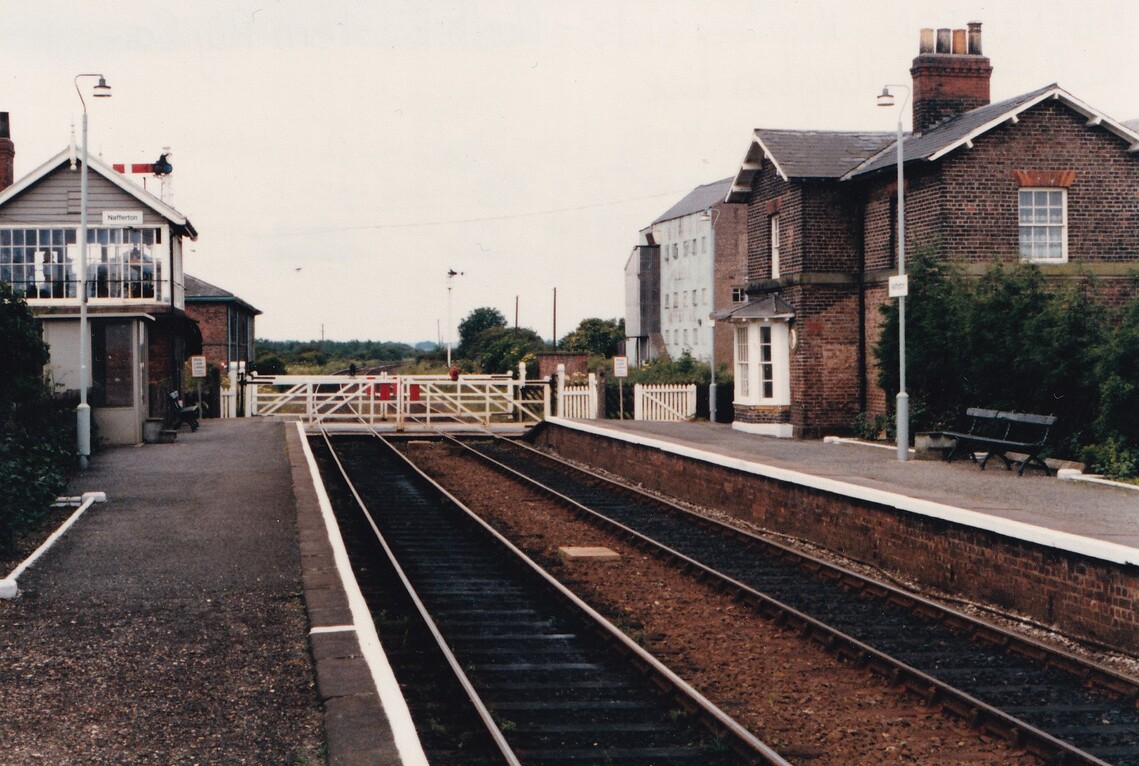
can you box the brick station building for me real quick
[717,22,1139,438]
[184,273,260,372]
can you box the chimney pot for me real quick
[936,28,951,53]
[911,22,992,132]
[952,29,966,54]
[967,21,983,55]
[919,28,935,54]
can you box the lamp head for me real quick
[700,208,711,221]
[93,76,112,98]
[876,86,895,107]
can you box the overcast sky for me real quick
[6,1,1139,343]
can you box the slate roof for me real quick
[727,131,893,202]
[710,294,796,322]
[848,84,1139,179]
[756,130,895,179]
[652,177,734,224]
[728,83,1139,200]
[184,273,261,315]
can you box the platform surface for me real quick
[0,418,402,765]
[549,418,1139,556]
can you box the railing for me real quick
[240,372,549,430]
[634,383,696,421]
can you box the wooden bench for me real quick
[942,408,1057,476]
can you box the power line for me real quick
[210,188,689,236]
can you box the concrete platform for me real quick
[549,417,1139,561]
[2,418,412,765]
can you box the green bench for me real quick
[942,408,1057,476]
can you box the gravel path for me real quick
[0,420,325,765]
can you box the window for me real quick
[731,286,746,303]
[702,287,707,305]
[683,291,689,307]
[91,320,134,407]
[735,326,749,399]
[0,228,77,299]
[683,329,689,346]
[702,236,707,254]
[759,325,774,399]
[0,226,165,301]
[664,293,669,309]
[770,214,781,279]
[1019,189,1066,261]
[734,321,791,406]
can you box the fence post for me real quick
[556,364,566,417]
[634,383,643,420]
[587,373,598,419]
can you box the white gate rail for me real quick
[634,383,696,421]
[240,371,548,430]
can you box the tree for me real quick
[0,282,50,407]
[475,327,546,374]
[560,317,625,357]
[457,307,507,359]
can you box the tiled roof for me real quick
[652,177,734,224]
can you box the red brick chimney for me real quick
[910,22,991,133]
[0,112,13,192]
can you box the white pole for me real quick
[77,105,91,469]
[707,208,719,424]
[880,84,910,462]
[895,94,909,463]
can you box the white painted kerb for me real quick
[0,491,106,599]
[295,421,429,766]
[548,417,1139,567]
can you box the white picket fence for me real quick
[633,383,697,421]
[557,371,599,420]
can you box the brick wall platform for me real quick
[531,422,1139,654]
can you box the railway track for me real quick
[310,432,790,765]
[438,433,1139,766]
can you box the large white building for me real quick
[647,178,745,366]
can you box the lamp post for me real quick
[74,73,111,470]
[701,207,720,424]
[446,268,462,367]
[878,83,909,462]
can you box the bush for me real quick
[1081,438,1139,481]
[0,397,74,554]
[873,252,1116,461]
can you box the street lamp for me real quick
[701,207,720,424]
[878,83,909,462]
[74,73,111,470]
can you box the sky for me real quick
[6,1,1139,344]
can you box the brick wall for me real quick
[534,423,1139,653]
[187,303,230,369]
[713,201,748,369]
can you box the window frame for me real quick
[770,214,781,279]
[1018,187,1068,263]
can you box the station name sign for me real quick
[102,210,145,225]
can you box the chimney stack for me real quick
[0,113,13,192]
[910,22,992,133]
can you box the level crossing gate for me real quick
[233,372,549,431]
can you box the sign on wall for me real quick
[102,210,145,225]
